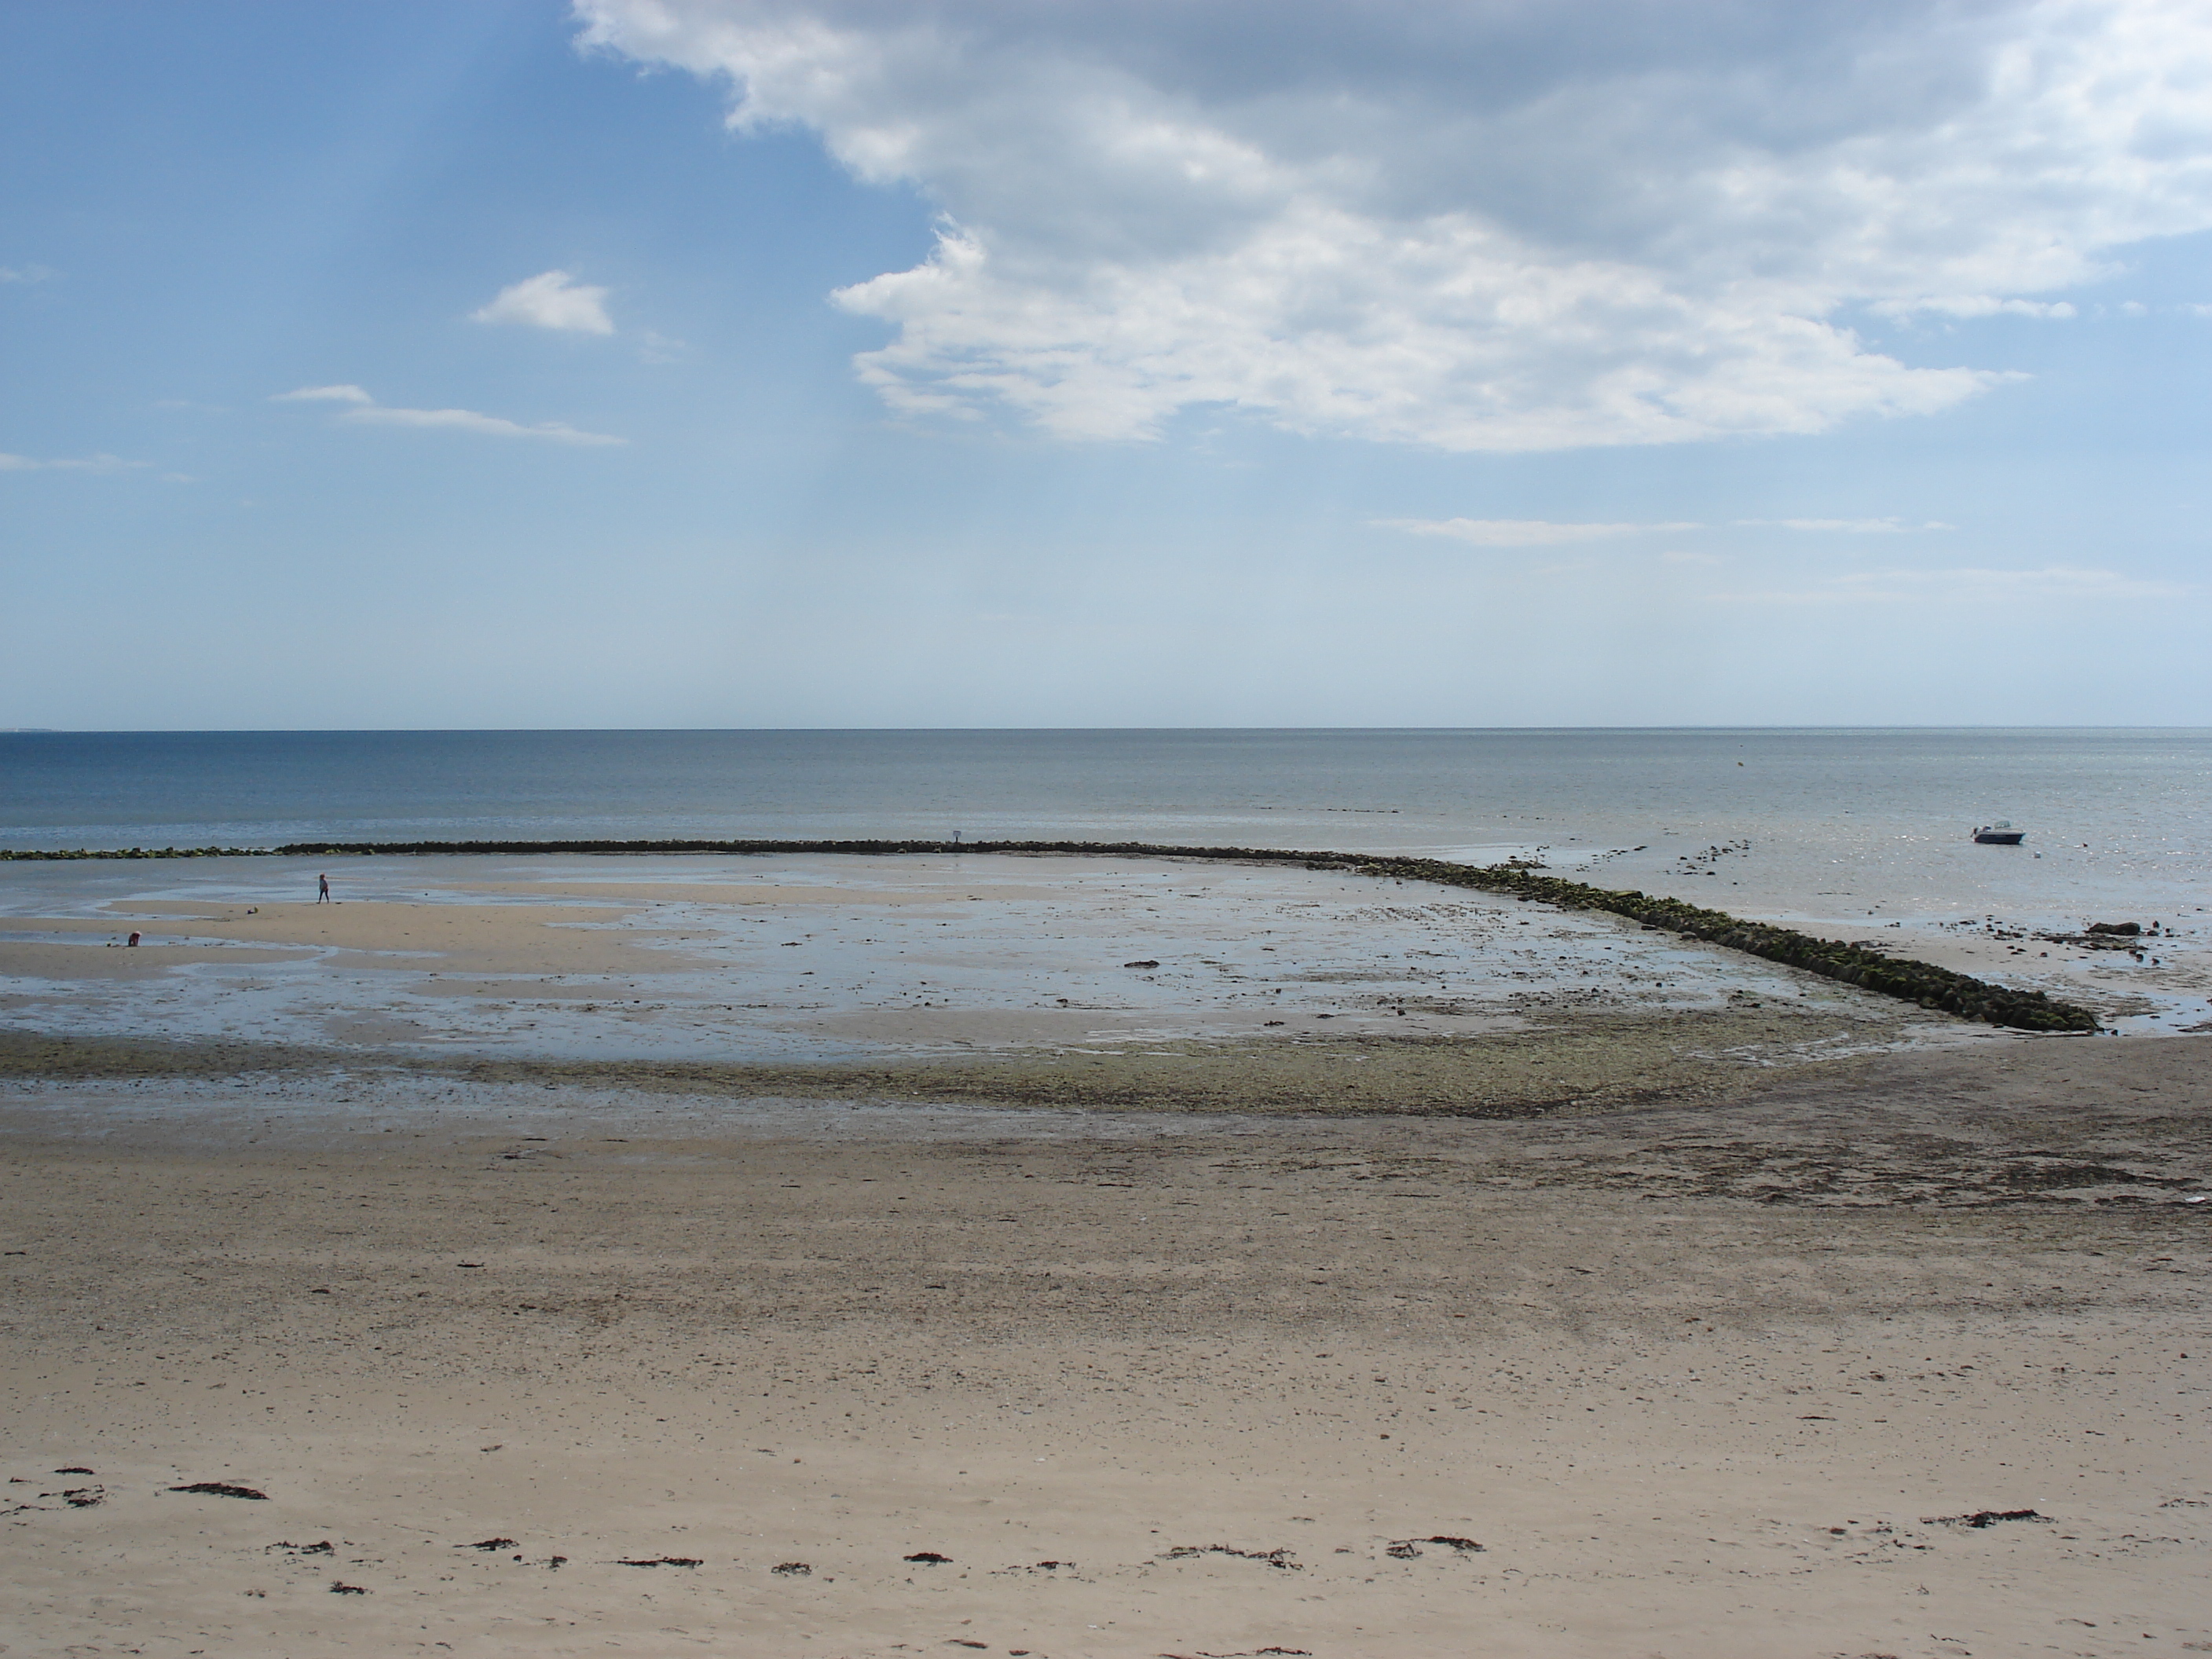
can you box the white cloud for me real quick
[0,264,57,285]
[1735,518,1954,533]
[471,269,615,335]
[273,383,373,404]
[578,0,2212,452]
[345,405,625,445]
[271,385,624,445]
[0,452,147,473]
[1379,518,1701,547]
[1719,564,2195,604]
[1871,297,2078,320]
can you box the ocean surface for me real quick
[2,726,2208,924]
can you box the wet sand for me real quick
[0,852,1960,1065]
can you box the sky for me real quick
[3,0,2210,730]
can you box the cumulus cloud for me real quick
[577,0,2212,452]
[271,386,624,445]
[471,269,616,335]
[1380,518,1700,547]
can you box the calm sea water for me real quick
[2,728,2208,931]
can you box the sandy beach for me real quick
[2,854,2208,1656]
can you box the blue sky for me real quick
[4,0,2209,729]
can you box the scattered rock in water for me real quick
[328,1581,368,1595]
[904,1550,954,1565]
[771,1561,811,1576]
[616,1555,701,1567]
[269,1540,333,1555]
[170,1481,267,1500]
[1122,959,1160,969]
[53,1467,93,1475]
[461,1537,517,1551]
[2040,925,2146,953]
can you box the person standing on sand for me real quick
[317,873,331,904]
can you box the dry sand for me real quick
[2,1035,2209,1659]
[2,853,2208,1656]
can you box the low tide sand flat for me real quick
[0,851,2206,1656]
[0,837,2132,1033]
[0,851,2047,1074]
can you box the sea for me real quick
[2,727,2207,921]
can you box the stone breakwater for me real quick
[1,837,2098,1033]
[1327,852,2096,1035]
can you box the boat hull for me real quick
[1972,830,2025,845]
